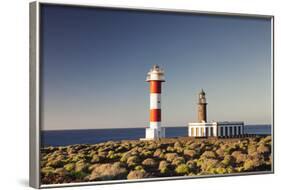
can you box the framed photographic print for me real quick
[29,1,274,188]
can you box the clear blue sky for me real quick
[41,5,272,130]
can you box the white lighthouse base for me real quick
[141,128,165,140]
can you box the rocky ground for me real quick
[41,136,272,184]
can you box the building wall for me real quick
[188,122,244,137]
[217,123,244,137]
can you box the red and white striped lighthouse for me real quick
[145,65,165,139]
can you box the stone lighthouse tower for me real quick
[144,65,165,140]
[198,89,207,122]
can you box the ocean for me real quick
[41,125,271,147]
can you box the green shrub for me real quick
[64,163,75,172]
[134,165,144,171]
[215,167,227,174]
[69,171,88,179]
[175,164,189,174]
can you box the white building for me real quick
[188,121,244,137]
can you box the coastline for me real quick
[40,135,272,184]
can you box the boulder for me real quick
[174,141,182,148]
[183,149,197,158]
[54,168,68,176]
[158,160,170,174]
[165,153,178,162]
[221,155,234,166]
[127,155,141,167]
[120,152,132,162]
[167,146,175,152]
[141,150,153,157]
[198,158,220,172]
[260,136,271,145]
[257,144,270,154]
[127,170,150,179]
[147,143,158,150]
[189,143,200,150]
[215,148,226,158]
[172,157,185,166]
[201,151,216,159]
[91,155,101,163]
[89,163,128,181]
[153,149,163,158]
[142,158,158,168]
[41,166,55,176]
[45,159,64,168]
[243,155,264,171]
[231,151,247,164]
[247,144,257,155]
[186,160,197,173]
[75,160,90,173]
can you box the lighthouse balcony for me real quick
[146,73,165,82]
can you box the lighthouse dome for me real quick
[146,65,165,82]
[199,89,205,95]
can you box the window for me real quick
[210,127,214,136]
[206,127,209,136]
[238,126,241,135]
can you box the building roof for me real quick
[199,88,205,95]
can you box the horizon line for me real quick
[41,123,272,131]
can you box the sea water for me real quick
[41,125,271,147]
